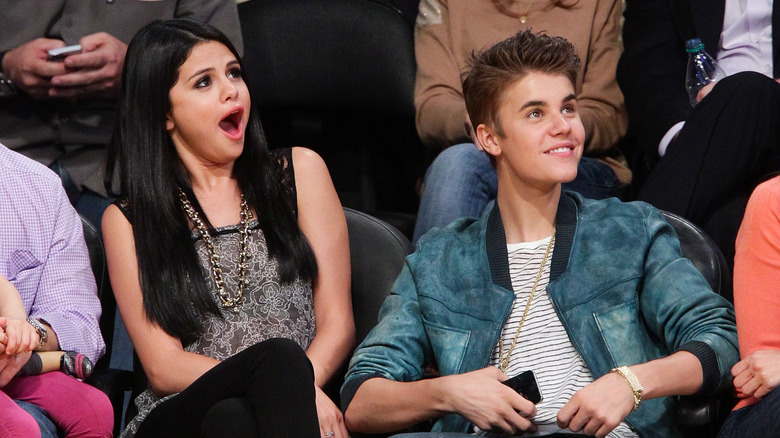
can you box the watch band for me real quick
[26,317,48,350]
[611,366,643,411]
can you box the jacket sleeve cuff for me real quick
[677,340,720,395]
[340,373,384,413]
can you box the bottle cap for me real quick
[685,38,704,53]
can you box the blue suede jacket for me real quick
[342,193,739,438]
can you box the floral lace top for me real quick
[120,148,314,437]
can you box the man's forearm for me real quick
[345,377,450,434]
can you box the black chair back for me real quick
[238,0,426,217]
[660,210,733,302]
[80,215,133,437]
[345,207,412,345]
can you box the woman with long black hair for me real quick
[103,19,353,437]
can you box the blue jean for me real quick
[717,388,780,438]
[412,143,624,243]
[15,400,59,438]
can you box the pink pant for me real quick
[0,372,113,438]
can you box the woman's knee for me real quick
[32,372,114,438]
[201,398,257,438]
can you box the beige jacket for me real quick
[414,0,627,161]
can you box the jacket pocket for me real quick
[593,299,648,367]
[423,319,470,376]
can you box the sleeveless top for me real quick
[119,148,315,437]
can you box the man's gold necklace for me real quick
[498,233,555,372]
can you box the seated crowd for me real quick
[0,1,778,437]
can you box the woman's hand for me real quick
[732,349,780,400]
[0,317,40,355]
[315,385,348,438]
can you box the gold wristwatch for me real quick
[611,366,643,411]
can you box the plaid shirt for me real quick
[0,143,104,362]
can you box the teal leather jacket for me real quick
[342,193,739,438]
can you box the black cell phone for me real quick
[502,370,542,404]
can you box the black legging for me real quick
[136,338,320,438]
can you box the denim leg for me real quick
[15,401,59,438]
[717,388,780,438]
[413,143,497,243]
[563,156,623,200]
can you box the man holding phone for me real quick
[0,1,242,231]
[341,31,739,438]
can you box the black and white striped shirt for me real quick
[476,236,636,437]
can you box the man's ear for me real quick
[477,124,501,158]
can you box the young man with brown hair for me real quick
[341,30,738,438]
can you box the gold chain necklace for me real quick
[178,188,252,313]
[498,233,555,372]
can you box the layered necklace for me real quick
[498,233,555,372]
[178,188,252,313]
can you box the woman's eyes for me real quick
[194,68,242,88]
[195,75,212,88]
[228,68,243,79]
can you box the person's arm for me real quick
[349,367,537,435]
[557,351,702,437]
[413,0,471,149]
[342,257,536,435]
[27,185,103,362]
[576,0,627,155]
[618,0,692,157]
[291,147,354,436]
[731,179,780,402]
[0,275,39,355]
[103,205,220,396]
[558,206,739,437]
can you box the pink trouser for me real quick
[0,372,113,438]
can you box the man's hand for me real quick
[0,350,32,387]
[2,38,69,99]
[442,367,537,435]
[557,371,634,438]
[732,350,780,400]
[49,32,127,98]
[315,385,349,438]
[696,82,717,103]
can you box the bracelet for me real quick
[611,366,643,411]
[26,317,48,350]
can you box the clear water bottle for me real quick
[685,38,726,106]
